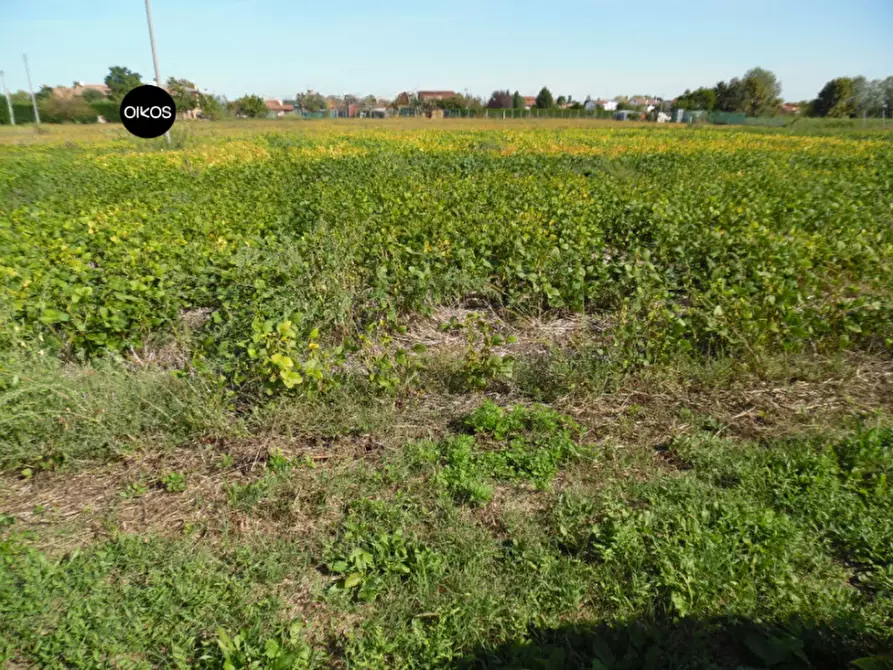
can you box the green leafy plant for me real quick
[449,315,517,391]
[160,472,186,493]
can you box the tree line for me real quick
[674,67,893,117]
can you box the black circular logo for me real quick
[119,85,176,138]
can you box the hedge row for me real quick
[0,96,120,124]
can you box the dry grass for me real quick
[3,344,890,556]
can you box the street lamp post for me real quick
[22,54,40,125]
[144,0,171,145]
[0,70,14,125]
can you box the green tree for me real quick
[810,78,855,117]
[235,94,267,118]
[104,66,142,100]
[674,87,716,111]
[36,85,55,102]
[535,87,554,109]
[487,90,512,109]
[715,78,748,112]
[512,91,524,110]
[199,93,224,120]
[882,77,893,114]
[556,95,567,106]
[295,89,327,113]
[81,88,105,103]
[167,77,199,115]
[440,95,469,111]
[741,67,782,116]
[853,77,885,116]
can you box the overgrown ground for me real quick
[1,120,892,668]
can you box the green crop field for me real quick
[1,119,892,668]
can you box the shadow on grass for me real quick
[455,615,893,670]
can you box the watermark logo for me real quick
[120,85,176,139]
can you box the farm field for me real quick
[1,119,892,668]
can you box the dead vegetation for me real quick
[3,341,890,556]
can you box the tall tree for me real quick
[715,78,748,113]
[512,91,524,110]
[104,66,142,100]
[487,90,512,109]
[295,89,327,113]
[235,94,267,118]
[198,93,224,120]
[674,87,716,111]
[882,77,893,114]
[853,77,885,116]
[535,87,554,109]
[810,78,856,117]
[166,77,199,115]
[741,67,782,116]
[36,85,55,102]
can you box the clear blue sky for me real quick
[2,0,891,102]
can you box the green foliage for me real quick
[1,125,891,404]
[246,318,328,394]
[674,86,717,111]
[295,89,327,113]
[104,65,142,100]
[811,77,857,117]
[671,428,893,596]
[412,402,583,504]
[199,93,225,120]
[214,623,314,670]
[167,77,199,114]
[0,353,234,471]
[0,534,291,667]
[487,90,513,109]
[89,99,121,122]
[38,96,97,124]
[1,102,38,124]
[161,471,187,492]
[443,315,516,391]
[512,90,525,110]
[536,86,555,109]
[80,88,105,103]
[235,94,267,118]
[325,498,443,602]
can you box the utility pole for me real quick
[144,0,171,144]
[22,54,39,125]
[0,70,14,125]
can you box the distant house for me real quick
[781,102,801,114]
[523,96,537,109]
[615,109,641,121]
[418,90,456,103]
[75,83,110,97]
[265,99,295,117]
[52,82,110,100]
[584,99,618,112]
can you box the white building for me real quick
[584,99,618,112]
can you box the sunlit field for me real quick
[1,119,891,668]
